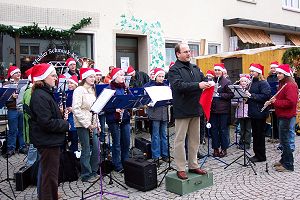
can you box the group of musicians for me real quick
[1,42,299,198]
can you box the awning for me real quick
[231,27,273,44]
[286,33,300,46]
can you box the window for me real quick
[282,0,300,9]
[165,42,177,67]
[20,44,40,55]
[188,43,200,57]
[208,43,221,55]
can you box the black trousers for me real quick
[271,111,279,139]
[38,147,60,200]
[251,118,267,160]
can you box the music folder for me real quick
[0,88,16,109]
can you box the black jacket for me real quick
[211,76,234,114]
[29,85,69,148]
[168,60,204,119]
[247,78,271,119]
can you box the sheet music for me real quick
[91,88,115,113]
[144,86,172,105]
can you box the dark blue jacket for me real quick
[168,60,204,119]
[247,78,271,119]
[267,73,278,96]
[105,84,131,124]
[211,76,234,114]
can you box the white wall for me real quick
[1,0,300,73]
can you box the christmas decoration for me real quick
[0,17,92,40]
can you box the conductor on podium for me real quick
[168,43,211,180]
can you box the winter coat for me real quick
[274,78,298,119]
[168,60,204,119]
[211,76,234,114]
[247,78,271,119]
[29,85,69,148]
[144,80,168,121]
[105,83,131,123]
[72,84,97,128]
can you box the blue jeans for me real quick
[7,109,25,151]
[151,120,168,159]
[210,113,230,150]
[68,130,78,153]
[99,114,106,142]
[289,116,296,151]
[26,144,37,166]
[77,128,100,180]
[108,122,130,171]
[278,118,294,171]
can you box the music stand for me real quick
[82,92,146,199]
[143,86,174,187]
[0,88,17,200]
[224,85,257,175]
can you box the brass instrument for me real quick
[79,57,95,68]
[261,83,287,112]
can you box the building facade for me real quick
[0,0,300,76]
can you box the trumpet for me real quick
[260,83,287,112]
[79,57,94,68]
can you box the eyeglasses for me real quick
[180,50,191,54]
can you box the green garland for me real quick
[0,17,92,40]
[282,47,300,69]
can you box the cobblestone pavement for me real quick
[1,127,300,200]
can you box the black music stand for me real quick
[224,85,257,175]
[155,100,176,187]
[0,88,17,200]
[81,92,145,199]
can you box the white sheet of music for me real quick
[91,88,115,113]
[144,86,172,105]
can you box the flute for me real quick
[260,83,287,112]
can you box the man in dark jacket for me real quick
[168,43,211,179]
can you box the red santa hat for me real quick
[270,61,279,68]
[94,69,102,75]
[25,67,33,82]
[65,58,76,67]
[127,66,135,76]
[68,75,79,86]
[31,63,56,82]
[249,63,264,75]
[276,64,292,77]
[110,68,124,81]
[214,63,226,72]
[80,68,96,80]
[149,69,155,80]
[206,70,215,78]
[169,61,175,69]
[7,66,21,79]
[153,68,165,80]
